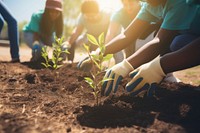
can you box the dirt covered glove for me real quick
[126,56,166,96]
[77,49,100,72]
[102,59,134,96]
[77,56,91,72]
[31,44,43,62]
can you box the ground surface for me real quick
[1,44,200,133]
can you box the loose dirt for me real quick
[0,60,200,133]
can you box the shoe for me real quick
[11,58,20,63]
[164,73,181,83]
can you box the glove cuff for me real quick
[151,56,166,77]
[121,59,134,77]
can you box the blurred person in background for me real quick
[105,0,161,64]
[102,0,200,96]
[78,0,199,96]
[66,0,111,63]
[23,0,64,62]
[0,1,20,62]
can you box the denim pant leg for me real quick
[170,34,199,52]
[0,2,19,59]
[23,32,35,49]
[23,32,46,59]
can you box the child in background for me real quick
[66,0,111,63]
[105,0,141,64]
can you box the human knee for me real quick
[170,34,198,52]
[7,17,17,27]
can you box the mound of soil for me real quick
[0,61,200,133]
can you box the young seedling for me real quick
[41,36,70,70]
[84,33,113,105]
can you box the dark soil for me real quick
[0,61,200,133]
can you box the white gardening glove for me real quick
[126,56,166,96]
[77,48,100,72]
[102,59,134,96]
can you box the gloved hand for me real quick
[31,44,43,62]
[77,49,100,72]
[102,59,134,96]
[126,56,166,96]
[77,56,92,72]
[59,42,70,62]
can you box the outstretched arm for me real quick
[126,37,200,96]
[105,21,121,43]
[161,37,200,74]
[104,18,150,55]
[68,24,84,45]
[127,28,179,69]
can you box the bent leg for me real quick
[170,34,199,51]
[0,2,19,59]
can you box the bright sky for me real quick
[3,0,46,22]
[97,0,122,12]
[3,0,122,22]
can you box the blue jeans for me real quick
[0,2,19,59]
[170,34,199,52]
[23,32,54,49]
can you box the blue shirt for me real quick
[111,3,141,29]
[78,10,110,38]
[23,10,43,33]
[137,0,199,30]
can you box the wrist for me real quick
[151,56,166,77]
[120,59,134,77]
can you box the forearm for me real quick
[69,33,78,45]
[104,33,134,54]
[127,28,178,69]
[105,22,121,43]
[69,25,83,45]
[104,19,149,55]
[127,38,161,68]
[161,37,200,74]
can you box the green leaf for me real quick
[103,54,113,62]
[57,48,61,52]
[84,77,93,83]
[87,34,99,46]
[41,63,48,68]
[58,57,63,61]
[98,32,104,47]
[93,60,101,70]
[101,46,106,54]
[91,54,99,62]
[63,50,70,54]
[84,77,95,88]
[83,43,90,52]
[99,54,103,61]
